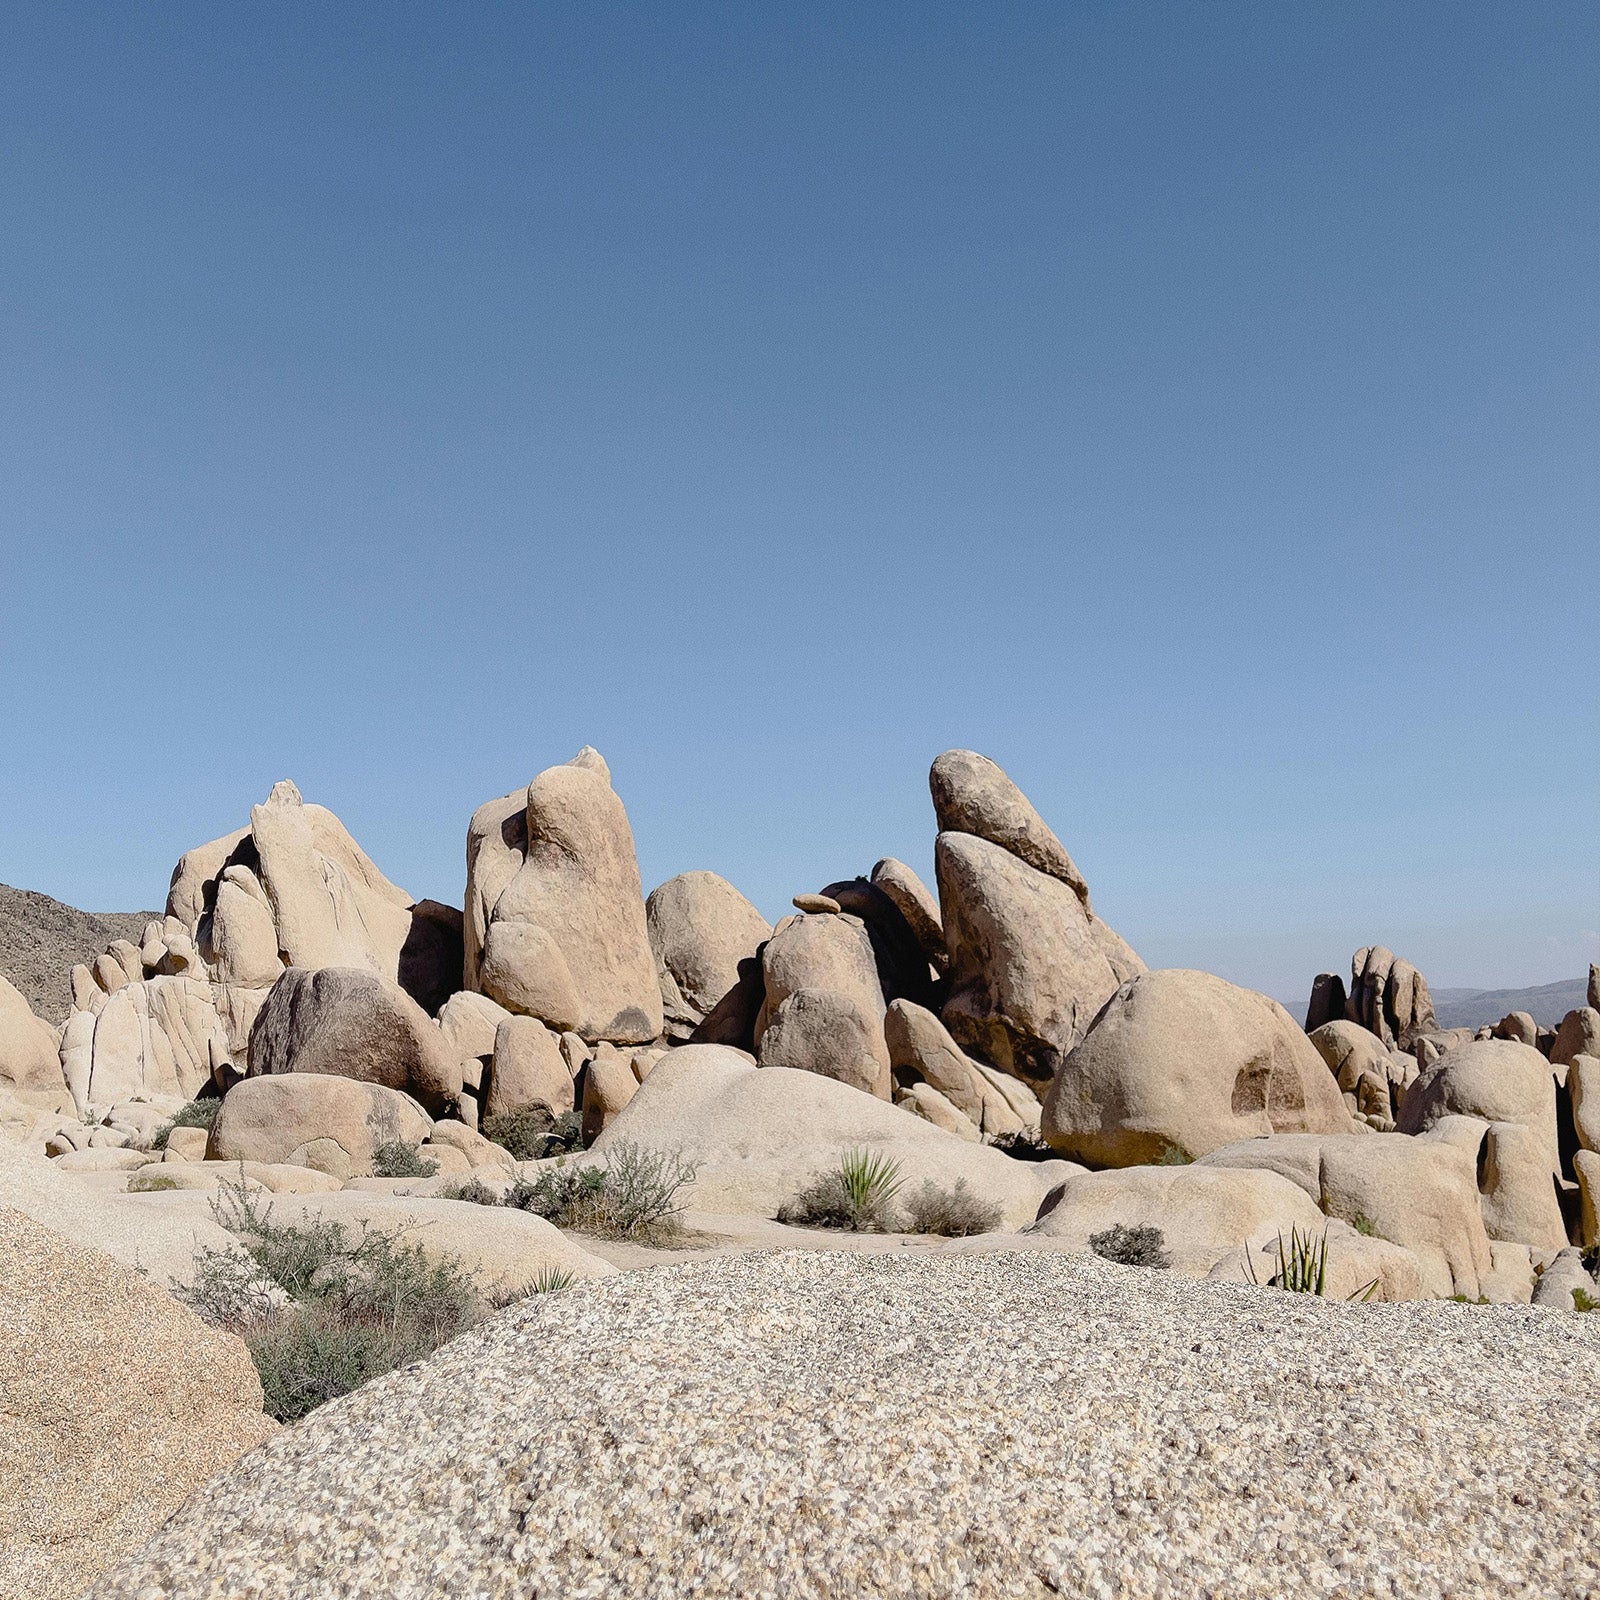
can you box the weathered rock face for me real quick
[1198,1133,1495,1300]
[469,754,663,1044]
[209,1072,433,1179]
[1396,1038,1559,1174]
[1306,946,1437,1049]
[0,973,66,1104]
[884,999,1037,1139]
[484,1015,573,1122]
[590,1044,1049,1229]
[929,751,1141,1087]
[646,871,771,1040]
[1041,970,1354,1168]
[752,911,891,1092]
[758,987,891,1098]
[938,833,1142,1086]
[60,782,465,1113]
[61,973,229,1115]
[929,750,1090,903]
[0,1207,276,1600]
[1551,1006,1600,1068]
[1307,1020,1415,1131]
[248,968,462,1117]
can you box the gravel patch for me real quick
[104,1250,1600,1599]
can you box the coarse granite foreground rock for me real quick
[104,1251,1600,1600]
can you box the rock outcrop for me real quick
[1041,969,1354,1167]
[468,752,662,1043]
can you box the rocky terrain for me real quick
[2,744,1598,1598]
[0,885,158,1024]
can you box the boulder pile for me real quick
[2,742,1599,1596]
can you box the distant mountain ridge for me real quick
[1429,978,1588,1034]
[0,884,161,1024]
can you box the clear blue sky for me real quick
[2,2,1595,1002]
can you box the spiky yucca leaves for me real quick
[1245,1225,1378,1302]
[778,1147,905,1231]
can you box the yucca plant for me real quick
[529,1266,576,1294]
[1245,1225,1378,1302]
[778,1148,905,1231]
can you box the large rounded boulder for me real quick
[248,966,462,1116]
[1042,969,1355,1167]
[646,871,771,1040]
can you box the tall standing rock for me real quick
[469,752,663,1044]
[931,751,1143,1087]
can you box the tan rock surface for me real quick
[0,1207,275,1600]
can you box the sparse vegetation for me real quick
[1089,1223,1172,1269]
[127,1171,179,1192]
[439,1175,506,1206]
[778,1148,904,1232]
[530,1266,576,1294]
[481,1107,584,1161]
[147,1097,220,1151]
[901,1178,1001,1237]
[371,1140,438,1179]
[1351,1214,1378,1237]
[499,1141,698,1243]
[1154,1147,1191,1167]
[181,1183,502,1422]
[1245,1226,1379,1302]
[1573,1288,1598,1314]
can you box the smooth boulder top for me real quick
[102,1250,1600,1600]
[589,1043,1048,1229]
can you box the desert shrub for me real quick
[128,1171,179,1193]
[481,1106,583,1161]
[1089,1223,1172,1270]
[778,1148,904,1232]
[529,1266,576,1294]
[181,1184,492,1422]
[902,1178,1001,1237]
[1574,1288,1599,1314]
[148,1097,221,1151]
[1351,1214,1378,1237]
[1154,1147,1191,1167]
[371,1140,438,1179]
[438,1176,505,1206]
[505,1141,697,1243]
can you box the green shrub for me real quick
[901,1178,1001,1237]
[128,1172,179,1192]
[778,1148,904,1232]
[1088,1223,1172,1269]
[1573,1288,1599,1314]
[481,1106,583,1161]
[371,1140,438,1179]
[1154,1147,1191,1167]
[529,1266,576,1294]
[1351,1214,1378,1237]
[148,1097,221,1151]
[181,1184,493,1422]
[504,1141,698,1243]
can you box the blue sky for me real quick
[1,2,1595,1002]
